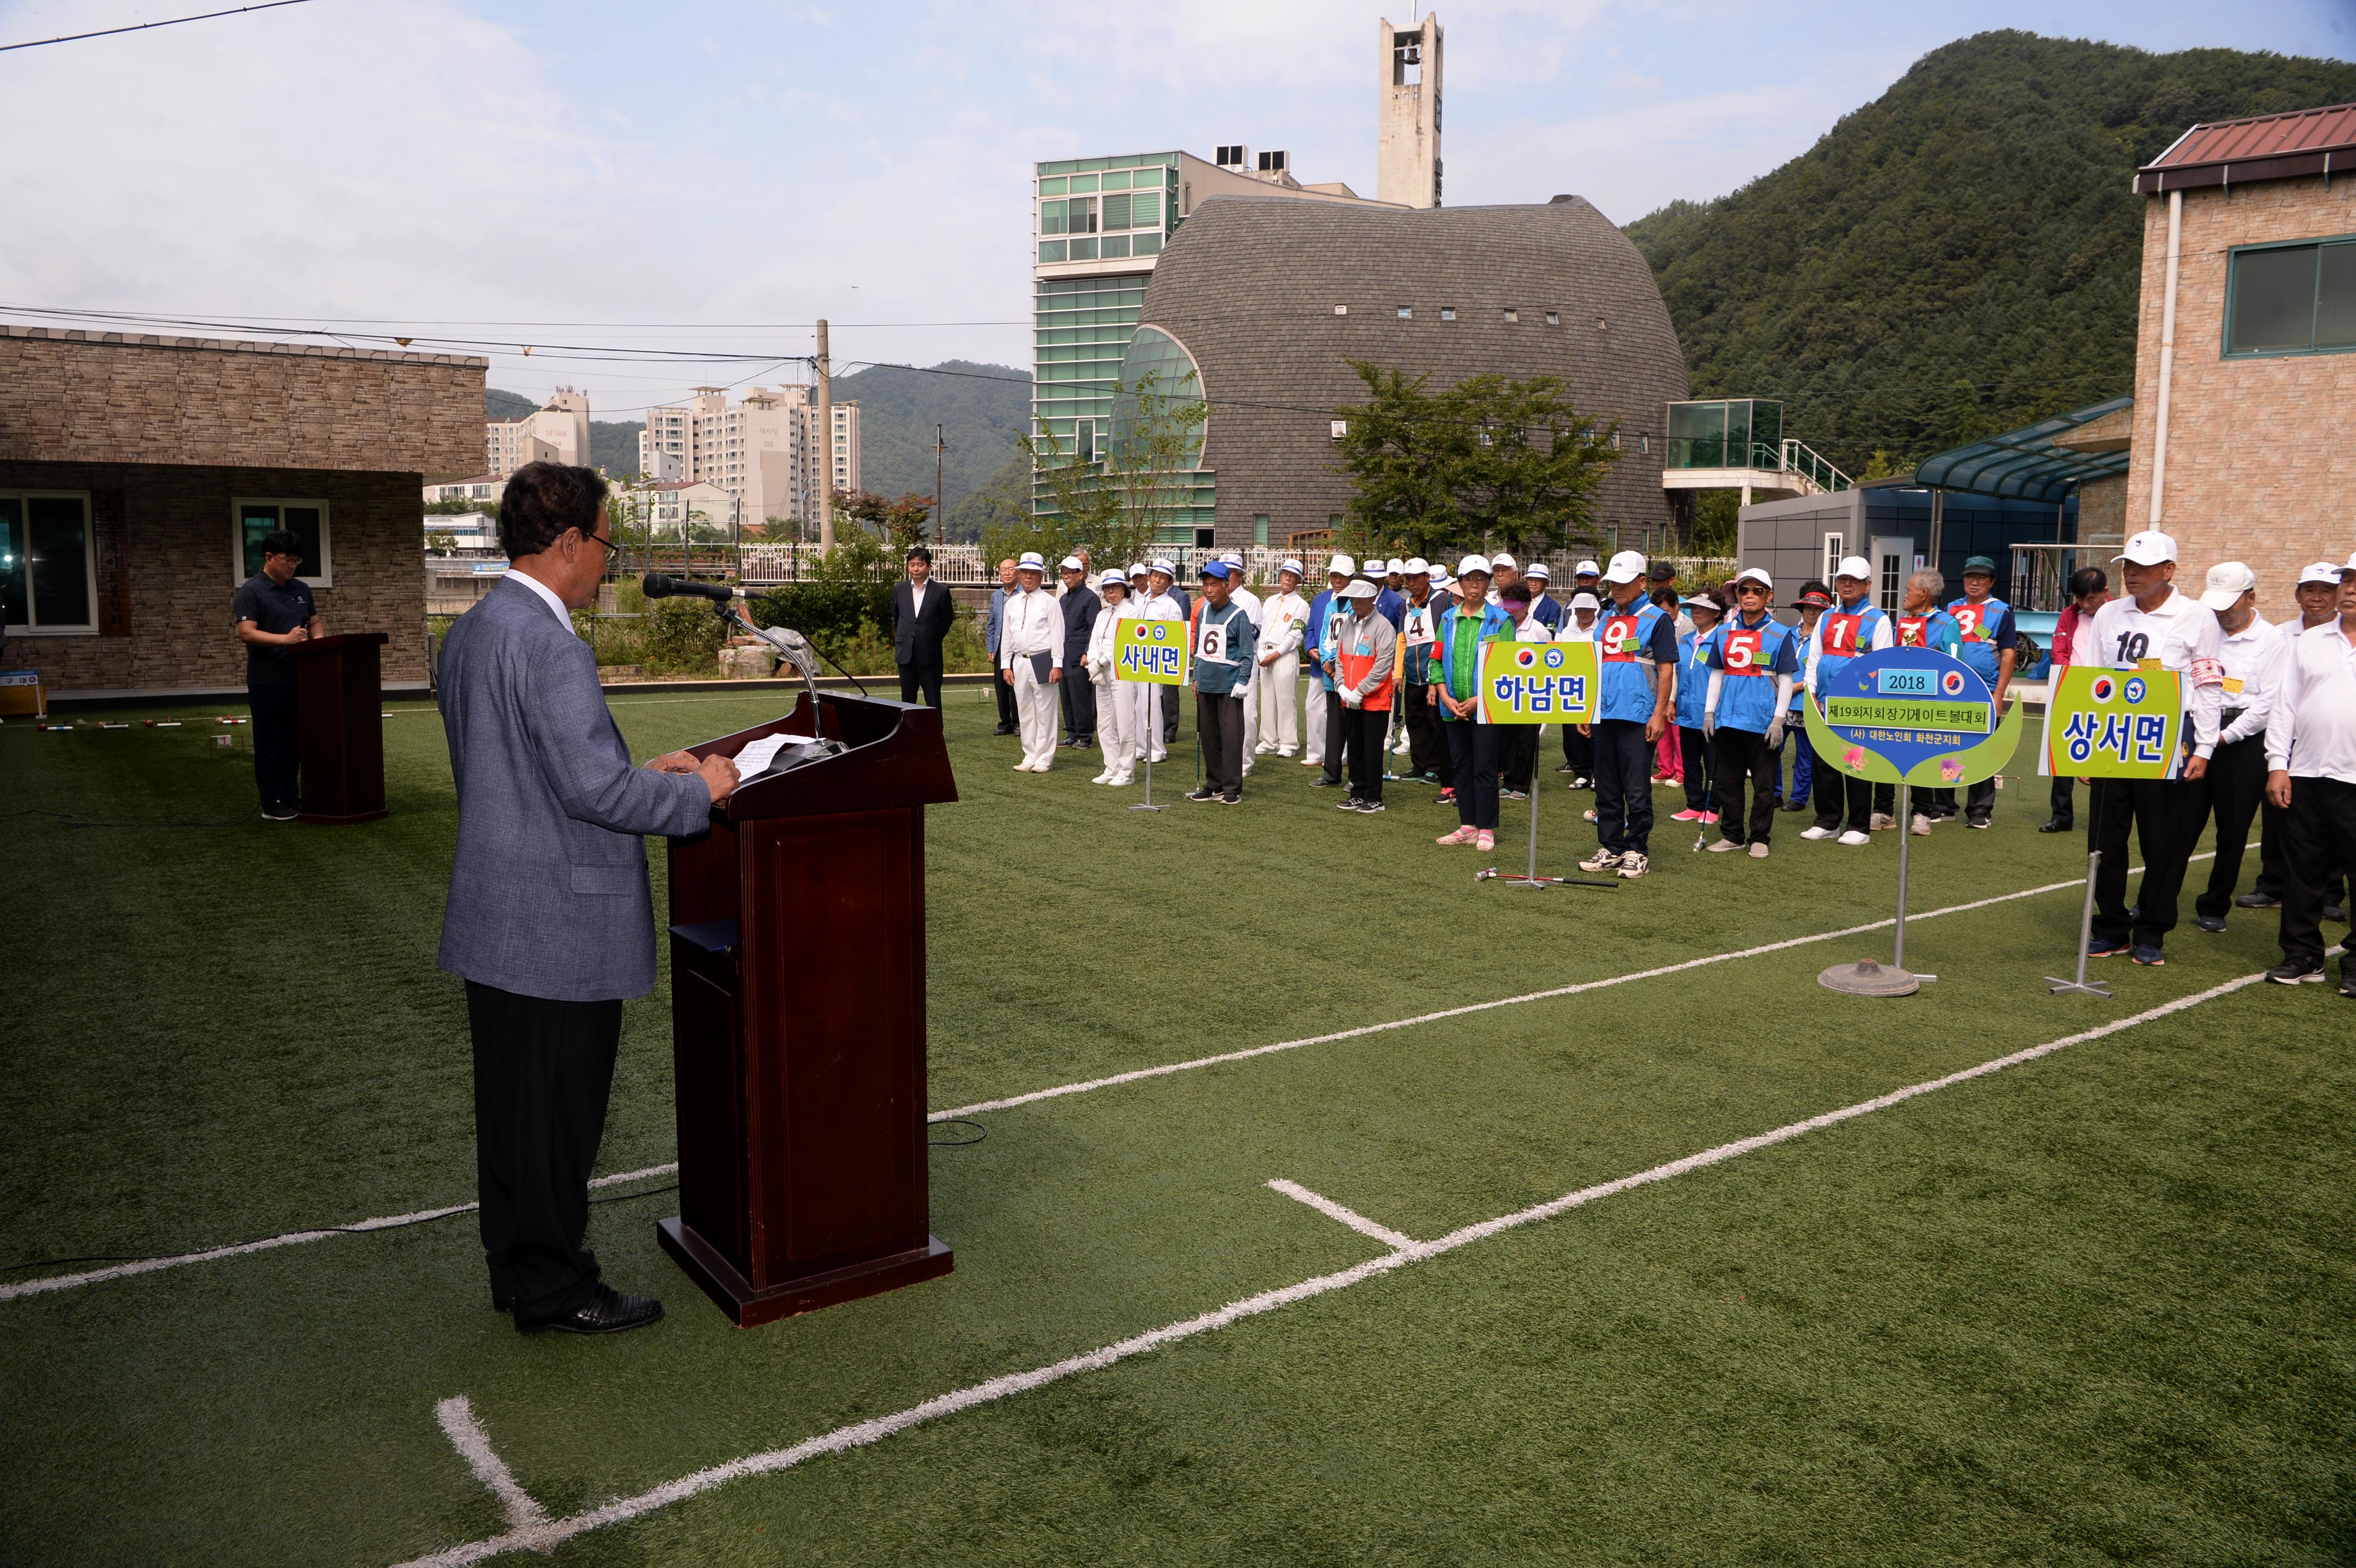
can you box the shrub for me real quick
[640,596,729,674]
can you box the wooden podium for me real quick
[660,691,960,1327]
[290,632,387,825]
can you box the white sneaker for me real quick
[1800,825,1835,840]
[1107,773,1133,786]
[1748,841,1770,859]
[1579,847,1622,872]
[1254,742,1274,755]
[1838,829,1871,846]
[1870,813,1897,831]
[1091,770,1112,784]
[1708,838,1739,852]
[1616,852,1649,880]
[1910,814,1932,835]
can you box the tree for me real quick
[1328,364,1462,562]
[831,489,937,550]
[996,366,1208,573]
[425,528,459,554]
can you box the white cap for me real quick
[1403,556,1431,576]
[2297,560,2343,586]
[1524,561,1551,581]
[1219,551,1244,566]
[1602,549,1647,585]
[1569,591,1599,611]
[2343,551,2356,577]
[1128,561,1150,577]
[2114,530,2177,566]
[1734,566,1773,590]
[1098,569,1128,590]
[1278,557,1305,578]
[1342,577,1379,599]
[1834,555,1873,582]
[1328,553,1356,577]
[1431,572,1454,590]
[1457,554,1492,578]
[1574,559,1601,578]
[1017,551,1047,572]
[1149,557,1176,576]
[1058,554,1084,572]
[2197,561,2256,611]
[1489,551,1518,570]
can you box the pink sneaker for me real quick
[1670,808,1702,821]
[1436,827,1477,845]
[1476,830,1495,852]
[1700,812,1719,824]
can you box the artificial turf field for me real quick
[4,684,2353,1568]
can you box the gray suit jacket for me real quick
[436,575,711,1002]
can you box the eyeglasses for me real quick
[578,531,616,556]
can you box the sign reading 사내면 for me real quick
[1478,640,1597,725]
[1114,619,1189,687]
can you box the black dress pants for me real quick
[897,661,943,709]
[1197,691,1243,795]
[1965,776,1996,825]
[1161,683,1181,746]
[1563,719,1594,779]
[249,681,301,809]
[993,666,1018,729]
[1498,724,1538,794]
[1678,726,1713,813]
[1404,682,1448,780]
[1816,773,1876,835]
[1061,668,1096,740]
[2089,776,2198,951]
[1320,689,1346,784]
[1591,719,1655,855]
[1447,720,1499,829]
[2280,776,2356,974]
[466,980,624,1320]
[2048,773,2075,828]
[1712,728,1778,845]
[2189,735,2266,918]
[2256,796,2346,907]
[1343,704,1386,803]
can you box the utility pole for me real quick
[815,319,834,550]
[932,422,947,544]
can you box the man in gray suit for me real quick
[437,462,740,1335]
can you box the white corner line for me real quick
[0,1163,679,1304]
[1266,1179,1416,1251]
[391,965,2270,1568]
[435,1396,550,1535]
[927,856,2213,1125]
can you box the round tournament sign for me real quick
[1806,646,2019,786]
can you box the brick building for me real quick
[2128,105,2356,619]
[0,327,485,697]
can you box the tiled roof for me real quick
[2134,102,2356,194]
[0,323,488,367]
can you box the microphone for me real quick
[641,573,749,602]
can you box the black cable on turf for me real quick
[928,1119,986,1147]
[1,1179,683,1274]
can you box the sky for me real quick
[0,0,2347,419]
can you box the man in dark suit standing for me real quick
[437,462,741,1335]
[1057,554,1100,747]
[893,545,956,708]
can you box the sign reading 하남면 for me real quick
[1804,646,2022,786]
[1114,619,1189,686]
[1478,640,1598,725]
[2041,666,2183,779]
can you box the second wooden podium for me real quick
[659,691,959,1327]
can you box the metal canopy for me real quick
[1912,396,2132,502]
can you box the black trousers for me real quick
[1161,682,1181,746]
[2089,776,2199,950]
[1712,728,1778,845]
[1562,718,1594,778]
[1197,691,1244,795]
[1343,705,1386,803]
[1061,668,1096,739]
[1320,689,1346,784]
[1965,776,1996,825]
[897,661,943,709]
[1592,719,1656,855]
[1447,721,1500,829]
[1498,724,1538,793]
[993,665,1018,728]
[1404,682,1448,780]
[2256,795,2346,906]
[2188,735,2267,918]
[1920,788,1958,818]
[2281,777,2356,972]
[2048,773,2075,828]
[1678,726,1713,812]
[1817,773,1878,834]
[249,681,301,809]
[465,980,623,1320]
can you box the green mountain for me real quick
[831,359,1033,519]
[1625,32,2356,472]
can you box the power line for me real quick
[0,0,316,53]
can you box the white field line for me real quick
[434,1396,550,1534]
[927,854,2215,1123]
[0,1163,678,1304]
[4,857,2213,1305]
[1266,1179,1416,1251]
[393,968,2271,1568]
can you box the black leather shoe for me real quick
[2236,892,2280,909]
[515,1284,665,1336]
[992,724,1016,737]
[2037,818,2072,833]
[1780,801,1811,813]
[2194,915,2227,934]
[2329,903,2348,924]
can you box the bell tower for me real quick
[1377,14,1442,208]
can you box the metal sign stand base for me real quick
[1820,781,1932,997]
[1129,751,1169,813]
[2045,847,2112,996]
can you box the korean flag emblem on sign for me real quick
[1198,620,1226,663]
[2089,675,2116,703]
[1514,646,1539,669]
[1940,669,1966,697]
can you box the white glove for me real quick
[1766,718,1786,749]
[1702,708,1717,740]
[1342,690,1363,709]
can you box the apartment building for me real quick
[485,389,589,477]
[638,385,860,530]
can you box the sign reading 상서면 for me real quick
[2040,666,2183,780]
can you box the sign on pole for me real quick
[2036,665,2184,997]
[1475,641,1602,890]
[1114,619,1189,686]
[1801,647,2024,997]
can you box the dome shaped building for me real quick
[1117,193,1688,553]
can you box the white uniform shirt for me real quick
[1555,617,1597,644]
[1085,595,1137,681]
[1226,585,1262,687]
[1257,590,1309,658]
[2081,586,2225,759]
[2265,618,2356,783]
[1135,588,1183,626]
[2215,614,2286,747]
[997,585,1063,670]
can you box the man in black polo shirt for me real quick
[233,529,322,820]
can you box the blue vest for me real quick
[1944,596,2009,685]
[1673,631,1712,730]
[1814,598,1888,697]
[1596,598,1669,723]
[1706,613,1800,734]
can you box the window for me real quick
[1822,534,1845,587]
[1333,304,1348,316]
[1440,306,1456,321]
[1129,190,1159,229]
[1254,514,1269,545]
[1503,308,1518,323]
[1102,193,1131,230]
[1066,196,1098,234]
[1544,311,1560,326]
[2225,237,2356,356]
[1396,305,1412,319]
[1330,420,1349,440]
[0,491,96,633]
[232,499,332,587]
